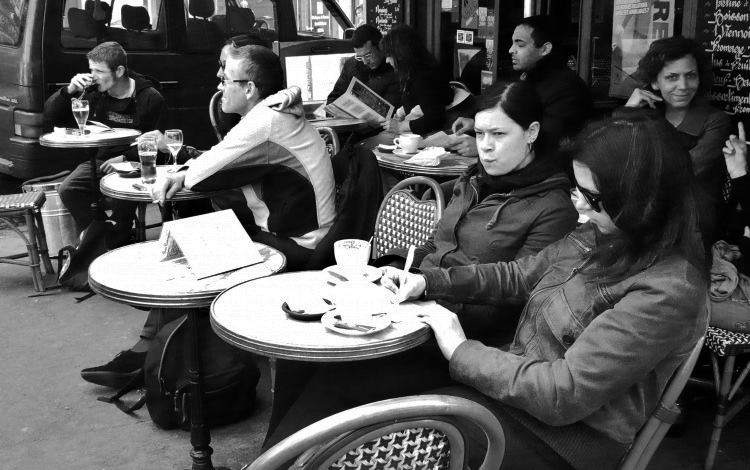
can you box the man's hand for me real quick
[625,88,663,109]
[381,118,408,134]
[447,134,478,157]
[451,117,475,136]
[139,130,168,153]
[67,73,93,95]
[724,122,748,179]
[151,172,187,204]
[380,266,426,304]
[99,155,125,174]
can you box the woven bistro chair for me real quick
[372,176,445,259]
[316,126,340,159]
[702,327,750,470]
[619,335,705,470]
[245,394,505,470]
[0,191,54,291]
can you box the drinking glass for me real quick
[164,129,183,173]
[71,99,89,136]
[138,136,158,184]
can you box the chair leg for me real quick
[33,209,54,274]
[136,202,147,241]
[24,210,45,292]
[705,354,736,470]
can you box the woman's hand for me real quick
[415,309,467,360]
[451,117,475,136]
[625,88,663,109]
[381,118,408,133]
[380,266,426,303]
[724,122,748,179]
[447,134,478,157]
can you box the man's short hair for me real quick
[87,41,127,72]
[229,45,283,99]
[517,15,562,48]
[351,24,382,48]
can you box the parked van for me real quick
[0,0,353,179]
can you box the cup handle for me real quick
[393,138,401,147]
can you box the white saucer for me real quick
[378,144,397,152]
[393,148,418,157]
[323,264,382,283]
[321,311,392,336]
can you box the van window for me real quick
[0,0,28,46]
[61,0,167,50]
[183,0,278,51]
[291,0,350,39]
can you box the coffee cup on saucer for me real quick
[393,133,422,154]
[334,239,371,273]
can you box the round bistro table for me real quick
[88,240,285,470]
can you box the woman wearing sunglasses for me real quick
[382,115,709,469]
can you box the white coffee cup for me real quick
[334,239,371,269]
[393,133,421,153]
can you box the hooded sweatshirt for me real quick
[44,70,166,161]
[181,86,335,249]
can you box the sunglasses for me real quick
[218,59,226,69]
[573,184,603,213]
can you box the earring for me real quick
[527,142,533,153]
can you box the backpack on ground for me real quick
[100,313,260,429]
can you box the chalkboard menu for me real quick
[366,0,403,34]
[695,1,750,119]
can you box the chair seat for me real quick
[331,427,451,469]
[706,326,750,356]
[0,191,46,211]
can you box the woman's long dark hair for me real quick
[635,35,713,97]
[380,25,441,87]
[573,115,704,277]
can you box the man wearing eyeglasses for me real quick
[150,44,335,272]
[326,24,400,108]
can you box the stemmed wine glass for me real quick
[71,99,89,136]
[165,129,183,173]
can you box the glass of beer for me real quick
[138,136,158,184]
[71,99,89,136]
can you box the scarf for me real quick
[476,153,559,200]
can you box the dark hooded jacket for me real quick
[44,70,166,161]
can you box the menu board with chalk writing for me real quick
[365,0,403,34]
[694,1,750,118]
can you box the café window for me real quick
[183,0,279,51]
[584,0,684,103]
[290,0,352,39]
[61,0,167,50]
[0,0,28,46]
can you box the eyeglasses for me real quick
[218,59,226,70]
[219,78,250,87]
[354,51,374,62]
[573,184,603,213]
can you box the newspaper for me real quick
[324,77,394,123]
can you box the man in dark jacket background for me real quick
[450,15,591,167]
[45,41,166,241]
[326,24,400,108]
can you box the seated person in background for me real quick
[81,44,335,389]
[381,115,708,469]
[379,25,453,136]
[152,44,335,272]
[450,15,591,163]
[616,35,731,246]
[326,24,400,109]
[45,41,166,242]
[378,81,577,344]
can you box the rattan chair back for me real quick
[245,394,505,470]
[316,126,340,159]
[372,176,444,259]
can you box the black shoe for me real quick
[81,350,146,389]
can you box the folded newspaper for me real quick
[324,77,394,123]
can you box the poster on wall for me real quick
[609,0,675,97]
[365,0,403,34]
[461,0,478,28]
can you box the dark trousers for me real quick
[264,343,573,469]
[251,230,314,272]
[58,159,137,234]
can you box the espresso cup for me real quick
[334,239,371,269]
[393,133,421,153]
